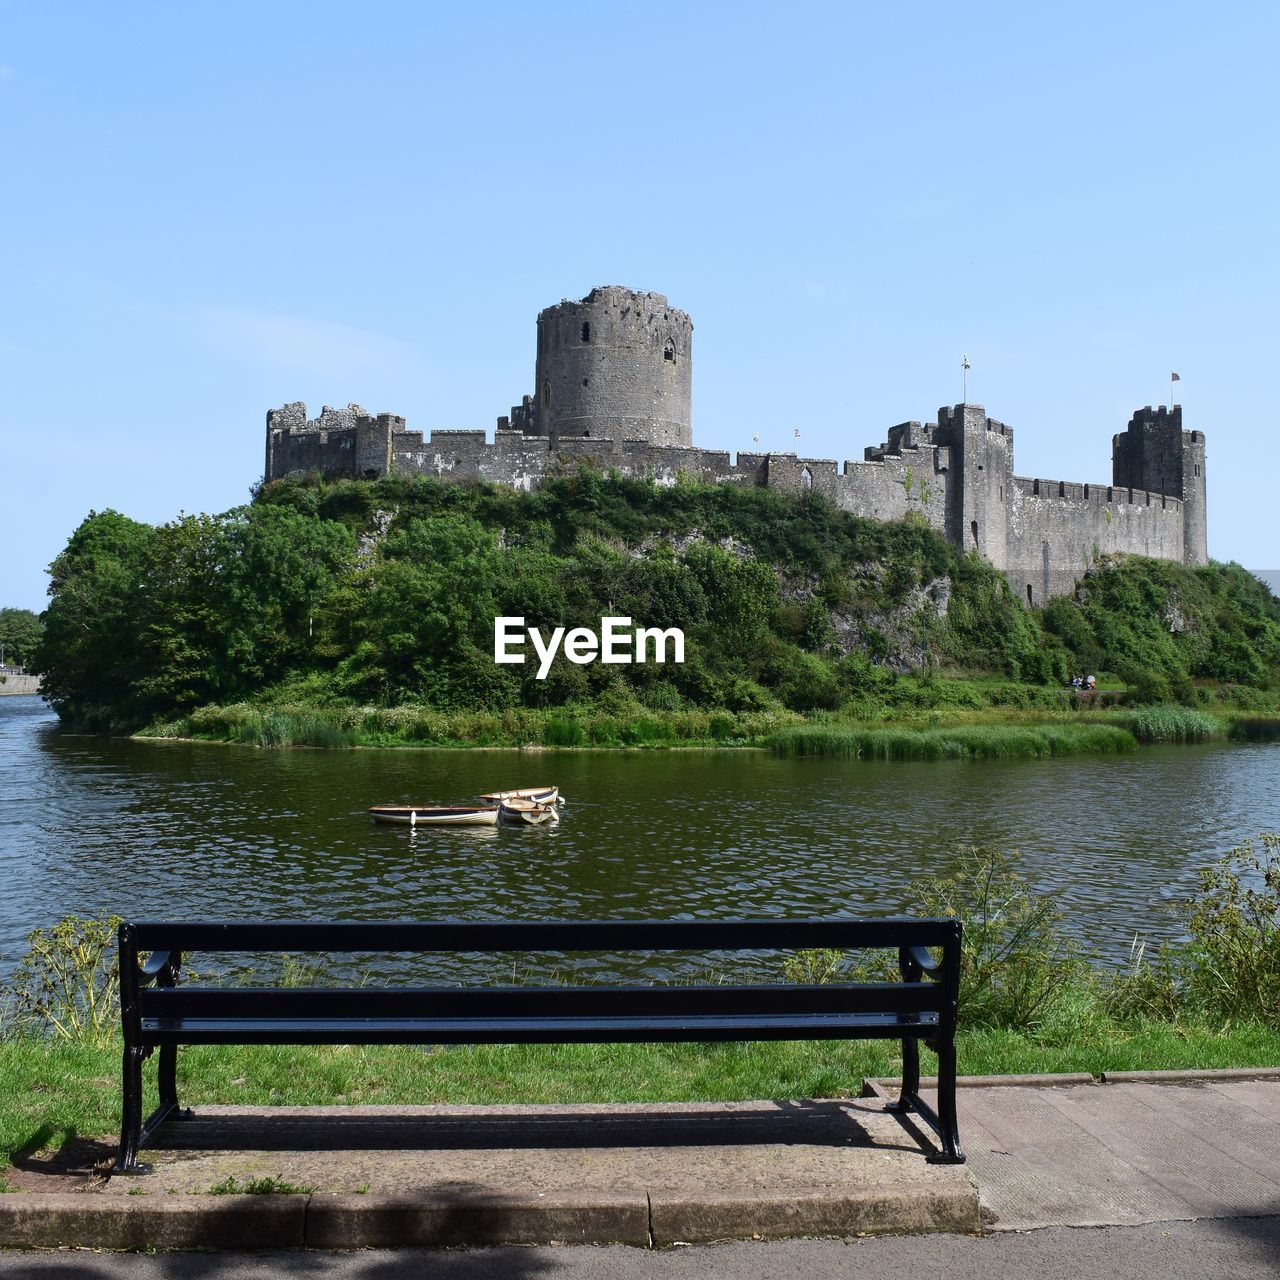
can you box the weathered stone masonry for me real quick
[264,286,1208,602]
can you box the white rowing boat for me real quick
[498,797,560,826]
[368,805,499,827]
[478,785,560,805]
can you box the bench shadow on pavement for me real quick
[1214,1208,1280,1256]
[147,1097,925,1155]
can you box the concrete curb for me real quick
[1099,1067,1280,1084]
[864,1073,1096,1098]
[648,1184,981,1245]
[0,1193,306,1250]
[866,1068,1280,1096]
[306,1190,651,1248]
[0,1183,981,1250]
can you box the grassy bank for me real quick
[3,1021,1279,1180]
[131,693,1280,761]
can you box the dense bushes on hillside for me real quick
[1042,556,1280,701]
[31,472,1280,731]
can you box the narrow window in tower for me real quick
[664,343,676,362]
[581,322,590,343]
[971,520,979,549]
[1027,584,1034,606]
[543,382,550,407]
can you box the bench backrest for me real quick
[119,918,961,1038]
[123,918,960,953]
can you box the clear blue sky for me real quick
[3,1,1278,612]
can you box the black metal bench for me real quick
[114,918,964,1173]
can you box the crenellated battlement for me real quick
[1011,476,1182,510]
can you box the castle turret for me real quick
[533,286,693,447]
[1112,405,1208,565]
[937,404,1014,571]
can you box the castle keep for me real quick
[264,285,1208,603]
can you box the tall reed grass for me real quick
[766,723,1136,760]
[1107,705,1224,743]
[183,705,360,748]
[152,697,1274,756]
[164,703,799,749]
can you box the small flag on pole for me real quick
[794,428,800,438]
[752,433,760,446]
[1171,371,1180,382]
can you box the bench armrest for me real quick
[138,950,181,988]
[906,945,941,974]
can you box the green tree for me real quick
[222,504,356,689]
[338,515,504,705]
[0,607,42,668]
[131,513,236,714]
[34,510,156,729]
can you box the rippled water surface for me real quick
[2,695,1278,979]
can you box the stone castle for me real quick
[264,285,1208,604]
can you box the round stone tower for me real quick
[534,286,693,447]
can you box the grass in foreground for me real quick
[3,1022,1279,1172]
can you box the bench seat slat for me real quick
[140,1011,941,1045]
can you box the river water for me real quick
[2,695,1278,981]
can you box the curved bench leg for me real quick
[112,1045,150,1175]
[158,1044,194,1121]
[927,1038,965,1165]
[886,1035,920,1114]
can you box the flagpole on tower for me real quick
[1171,370,1180,409]
[962,355,971,405]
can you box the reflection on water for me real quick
[2,695,1278,979]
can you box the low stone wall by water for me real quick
[0,672,40,696]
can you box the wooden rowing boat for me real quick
[368,805,499,827]
[498,798,560,826]
[478,785,560,805]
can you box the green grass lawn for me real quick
[3,1021,1278,1179]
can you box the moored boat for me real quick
[369,805,499,827]
[498,797,560,826]
[478,785,560,805]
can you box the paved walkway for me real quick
[951,1073,1280,1229]
[2,1072,1279,1249]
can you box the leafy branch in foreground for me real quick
[4,915,122,1047]
[910,847,1092,1032]
[1177,833,1279,1023]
